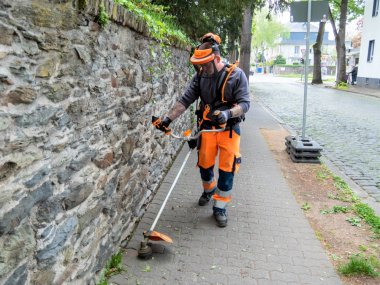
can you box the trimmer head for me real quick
[137,241,153,259]
[137,231,173,259]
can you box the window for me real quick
[367,40,375,62]
[373,0,379,17]
[294,46,300,54]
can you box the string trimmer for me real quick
[137,116,225,259]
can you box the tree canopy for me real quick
[151,0,273,55]
[251,8,289,57]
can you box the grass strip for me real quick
[353,202,380,238]
[339,254,380,277]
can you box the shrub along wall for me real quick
[0,0,191,284]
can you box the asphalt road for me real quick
[251,74,380,202]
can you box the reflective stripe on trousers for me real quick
[202,178,217,193]
[213,188,233,209]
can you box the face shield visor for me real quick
[190,48,216,74]
[190,33,221,75]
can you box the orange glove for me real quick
[152,116,172,135]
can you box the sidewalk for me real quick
[110,103,343,285]
[322,81,380,99]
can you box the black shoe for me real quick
[198,191,213,206]
[213,208,227,227]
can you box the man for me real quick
[153,33,250,227]
[349,65,358,85]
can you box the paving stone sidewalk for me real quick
[109,103,343,285]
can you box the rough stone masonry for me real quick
[0,0,191,284]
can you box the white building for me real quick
[270,22,335,66]
[357,0,380,88]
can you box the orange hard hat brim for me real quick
[190,48,215,65]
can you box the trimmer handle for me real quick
[152,116,172,135]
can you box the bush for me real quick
[274,55,286,65]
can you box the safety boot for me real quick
[198,191,213,206]
[213,207,227,227]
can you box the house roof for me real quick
[286,22,320,32]
[281,37,335,45]
[280,22,335,45]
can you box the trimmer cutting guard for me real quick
[144,231,173,243]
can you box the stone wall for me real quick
[0,0,191,284]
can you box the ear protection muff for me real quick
[200,33,221,53]
[190,33,221,65]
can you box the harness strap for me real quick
[196,61,240,131]
[221,61,239,103]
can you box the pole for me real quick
[302,0,312,139]
[149,149,192,232]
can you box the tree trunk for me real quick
[329,1,348,85]
[239,4,253,82]
[227,34,238,63]
[312,21,326,84]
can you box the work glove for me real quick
[212,110,231,124]
[152,116,172,135]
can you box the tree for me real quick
[311,20,326,84]
[314,0,364,85]
[251,8,289,67]
[152,0,247,56]
[330,0,349,84]
[239,0,289,80]
[152,0,290,74]
[240,4,254,80]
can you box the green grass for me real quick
[329,175,358,202]
[346,216,362,227]
[320,205,350,215]
[316,166,330,181]
[320,167,380,238]
[339,254,380,277]
[301,202,311,211]
[97,3,109,27]
[337,81,349,90]
[354,203,380,238]
[114,0,191,47]
[97,251,125,285]
[359,245,368,252]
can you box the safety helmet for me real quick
[190,33,222,65]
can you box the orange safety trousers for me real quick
[198,128,241,208]
[198,129,241,173]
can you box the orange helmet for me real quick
[190,32,221,65]
[200,33,221,45]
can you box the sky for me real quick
[275,9,361,41]
[276,10,335,40]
